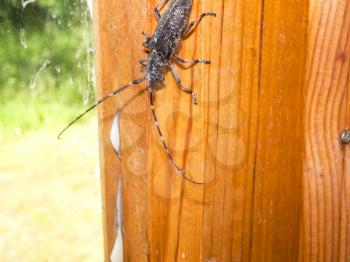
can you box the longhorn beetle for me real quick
[58,0,216,183]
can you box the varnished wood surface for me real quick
[93,0,350,261]
[302,0,350,261]
[93,1,148,261]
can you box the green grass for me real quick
[0,84,94,137]
[0,2,103,260]
[0,119,103,262]
[0,82,102,262]
[0,1,94,137]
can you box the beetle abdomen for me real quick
[146,52,167,90]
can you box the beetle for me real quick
[59,0,216,183]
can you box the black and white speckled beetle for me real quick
[59,0,216,183]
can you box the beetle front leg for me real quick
[182,12,216,38]
[139,58,147,72]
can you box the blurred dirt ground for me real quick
[0,120,103,261]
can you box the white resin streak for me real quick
[109,111,123,261]
[109,112,122,158]
[110,176,124,262]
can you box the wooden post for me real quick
[93,0,350,261]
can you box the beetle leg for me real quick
[154,0,171,20]
[182,12,216,38]
[154,8,161,20]
[139,58,147,72]
[168,62,198,104]
[142,31,152,49]
[139,58,147,65]
[173,55,210,65]
[142,31,151,39]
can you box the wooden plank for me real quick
[93,1,120,260]
[249,0,307,261]
[89,0,350,261]
[147,0,262,261]
[93,0,148,260]
[302,0,350,261]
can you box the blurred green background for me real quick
[0,0,103,261]
[0,0,95,135]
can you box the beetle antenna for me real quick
[58,78,145,139]
[148,90,204,185]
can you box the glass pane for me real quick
[0,0,102,260]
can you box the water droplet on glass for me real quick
[20,28,27,49]
[54,65,61,73]
[69,76,74,86]
[22,0,36,8]
[29,59,52,90]
[82,90,90,105]
[87,0,93,17]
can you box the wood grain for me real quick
[250,0,307,261]
[302,0,350,261]
[93,0,148,260]
[93,0,350,261]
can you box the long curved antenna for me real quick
[58,78,145,139]
[148,90,204,185]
